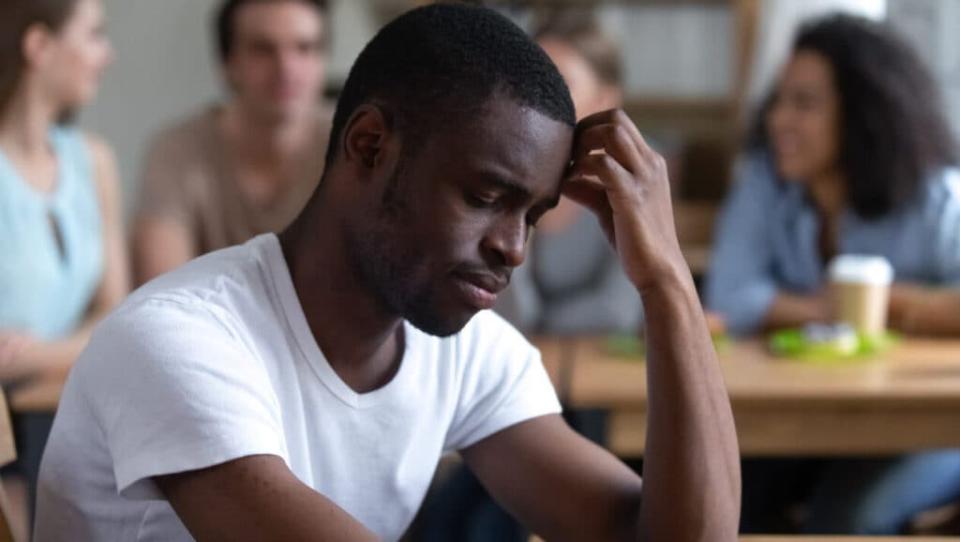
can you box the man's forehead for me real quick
[433,99,573,175]
[424,113,573,205]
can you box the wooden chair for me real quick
[0,389,19,542]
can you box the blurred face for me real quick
[539,38,619,120]
[35,0,112,110]
[224,1,325,121]
[344,99,573,336]
[767,50,841,182]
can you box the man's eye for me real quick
[466,193,498,208]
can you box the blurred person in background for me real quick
[132,0,331,284]
[0,0,129,530]
[495,10,643,336]
[707,14,960,534]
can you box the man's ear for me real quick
[341,105,391,172]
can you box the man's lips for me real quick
[452,271,508,310]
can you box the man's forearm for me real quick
[638,271,740,541]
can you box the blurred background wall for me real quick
[79,0,960,218]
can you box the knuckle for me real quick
[596,153,617,170]
[611,124,630,146]
[652,153,667,170]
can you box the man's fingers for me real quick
[575,109,649,153]
[572,122,643,175]
[561,178,617,246]
[562,176,607,215]
[567,151,634,198]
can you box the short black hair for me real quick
[325,3,576,165]
[750,13,958,219]
[214,0,327,63]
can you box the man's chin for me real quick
[404,308,477,338]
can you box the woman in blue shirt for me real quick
[0,0,129,522]
[707,14,960,534]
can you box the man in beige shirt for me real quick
[134,0,331,283]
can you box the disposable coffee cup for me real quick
[827,255,893,336]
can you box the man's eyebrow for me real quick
[477,171,559,208]
[479,173,532,199]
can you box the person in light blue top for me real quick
[707,14,960,535]
[0,0,129,525]
[0,127,105,341]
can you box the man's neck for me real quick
[278,203,404,394]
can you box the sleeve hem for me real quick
[116,431,285,501]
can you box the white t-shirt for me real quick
[35,234,560,541]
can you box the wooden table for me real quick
[541,337,960,457]
[741,538,957,541]
[534,535,958,541]
[7,368,67,414]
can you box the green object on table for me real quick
[605,332,732,360]
[768,328,898,362]
[605,334,645,358]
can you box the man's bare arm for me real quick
[464,415,643,541]
[568,109,740,540]
[639,273,740,540]
[156,455,378,542]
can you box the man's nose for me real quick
[483,215,527,268]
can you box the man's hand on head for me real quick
[562,110,741,541]
[563,109,687,294]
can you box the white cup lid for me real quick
[828,254,894,285]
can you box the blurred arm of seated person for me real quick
[760,290,831,332]
[765,284,960,337]
[888,284,960,336]
[0,136,130,380]
[132,215,196,285]
[131,122,200,285]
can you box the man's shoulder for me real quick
[75,241,276,390]
[111,238,273,341]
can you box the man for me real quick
[36,5,740,541]
[132,0,330,284]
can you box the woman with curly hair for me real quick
[708,14,960,534]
